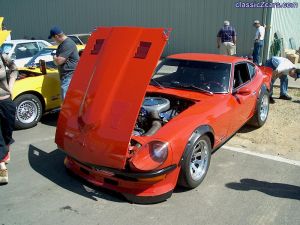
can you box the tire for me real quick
[248,88,269,128]
[178,135,211,189]
[14,94,43,129]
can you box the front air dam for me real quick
[63,156,180,204]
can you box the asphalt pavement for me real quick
[0,113,299,225]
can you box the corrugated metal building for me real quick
[1,0,299,60]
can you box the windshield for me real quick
[151,58,231,93]
[25,48,57,69]
[0,43,13,54]
[78,35,90,44]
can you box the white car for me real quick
[0,39,52,68]
[67,33,90,45]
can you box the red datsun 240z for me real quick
[55,27,272,203]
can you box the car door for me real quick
[228,62,258,133]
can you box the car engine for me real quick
[134,94,194,136]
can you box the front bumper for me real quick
[64,156,180,203]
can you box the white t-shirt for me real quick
[272,57,295,75]
[255,26,265,40]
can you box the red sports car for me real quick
[55,27,272,203]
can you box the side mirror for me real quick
[39,59,47,74]
[235,86,251,96]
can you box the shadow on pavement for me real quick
[226,178,300,200]
[237,125,257,134]
[293,100,300,104]
[40,111,60,127]
[28,144,125,202]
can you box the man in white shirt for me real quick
[252,20,265,65]
[265,56,299,103]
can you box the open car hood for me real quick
[55,27,169,169]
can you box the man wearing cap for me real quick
[48,26,79,100]
[264,56,300,103]
[252,20,265,65]
[217,21,237,56]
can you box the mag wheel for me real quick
[248,88,269,128]
[14,94,43,129]
[178,135,211,188]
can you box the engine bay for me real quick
[134,93,195,136]
[17,70,42,80]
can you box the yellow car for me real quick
[13,45,84,129]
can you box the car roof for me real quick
[4,39,50,44]
[167,53,248,64]
[67,33,90,36]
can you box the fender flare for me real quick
[179,125,214,166]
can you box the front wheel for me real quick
[14,94,43,129]
[178,135,211,189]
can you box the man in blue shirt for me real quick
[217,21,237,56]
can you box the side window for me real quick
[233,63,251,89]
[68,36,81,45]
[14,42,39,59]
[247,63,256,79]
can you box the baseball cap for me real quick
[253,20,260,25]
[48,26,63,39]
[224,20,230,26]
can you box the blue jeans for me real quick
[279,75,288,96]
[61,74,72,100]
[265,59,289,97]
[0,98,16,161]
[253,40,264,65]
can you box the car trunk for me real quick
[55,27,169,170]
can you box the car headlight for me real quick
[149,141,168,163]
[130,141,169,171]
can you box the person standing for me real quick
[48,26,79,100]
[264,56,299,103]
[0,52,18,184]
[252,20,265,65]
[217,21,237,56]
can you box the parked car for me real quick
[67,33,90,45]
[0,39,52,67]
[13,45,84,129]
[55,27,272,203]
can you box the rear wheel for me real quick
[178,135,211,188]
[14,94,43,129]
[248,88,269,127]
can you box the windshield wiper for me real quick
[150,78,165,89]
[171,82,213,95]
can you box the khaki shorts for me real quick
[220,42,236,56]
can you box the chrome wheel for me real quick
[259,94,269,122]
[189,139,209,181]
[17,100,38,124]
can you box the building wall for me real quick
[1,0,267,56]
[268,0,300,56]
